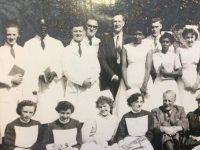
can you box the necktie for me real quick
[154,37,157,47]
[41,38,45,50]
[10,46,15,58]
[89,38,92,46]
[115,36,121,64]
[78,43,82,56]
[116,35,120,49]
[165,110,171,122]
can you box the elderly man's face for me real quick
[72,26,85,43]
[113,14,125,34]
[163,92,176,111]
[20,106,35,123]
[6,27,19,46]
[86,19,98,38]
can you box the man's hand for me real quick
[82,78,92,88]
[47,71,57,83]
[11,74,23,85]
[111,74,119,82]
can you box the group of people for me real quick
[0,11,200,150]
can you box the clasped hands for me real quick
[11,74,23,85]
[161,126,180,136]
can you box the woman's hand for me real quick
[191,82,199,93]
[125,84,131,90]
[159,65,168,78]
[140,83,147,95]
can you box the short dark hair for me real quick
[96,96,113,111]
[182,28,198,40]
[72,20,84,28]
[55,101,75,113]
[113,11,125,21]
[127,93,144,107]
[4,20,20,35]
[159,32,174,44]
[16,100,37,115]
[151,17,162,24]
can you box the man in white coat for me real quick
[63,21,100,123]
[84,18,100,53]
[24,18,65,124]
[0,21,26,143]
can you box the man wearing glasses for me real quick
[84,18,100,53]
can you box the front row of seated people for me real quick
[2,89,200,150]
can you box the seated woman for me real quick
[115,89,154,150]
[3,100,45,150]
[45,101,82,150]
[185,93,200,150]
[81,90,119,150]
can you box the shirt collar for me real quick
[4,42,18,49]
[113,31,123,37]
[35,34,50,40]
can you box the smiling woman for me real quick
[45,101,82,150]
[114,90,154,150]
[81,90,119,150]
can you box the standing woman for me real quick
[177,28,200,113]
[143,32,182,109]
[113,27,153,118]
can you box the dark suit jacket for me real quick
[152,105,189,134]
[98,32,132,98]
[151,105,189,149]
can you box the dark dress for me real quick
[3,118,45,150]
[45,118,82,149]
[115,110,154,149]
[185,108,200,149]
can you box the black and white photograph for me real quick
[0,0,200,149]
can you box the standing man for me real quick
[63,21,100,122]
[24,18,65,124]
[151,90,189,150]
[145,17,163,52]
[98,12,132,98]
[0,21,26,143]
[84,18,100,53]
